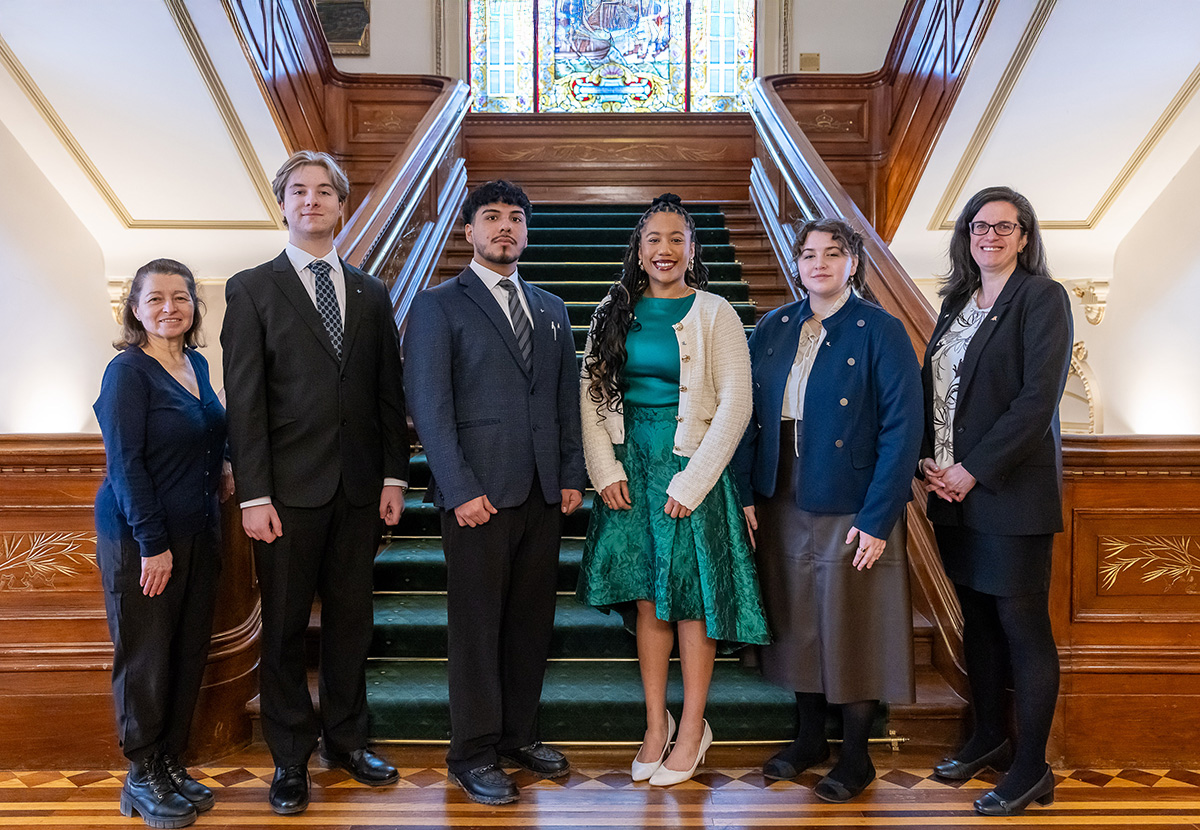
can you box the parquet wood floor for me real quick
[2,744,1198,829]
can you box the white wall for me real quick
[1087,144,1200,434]
[331,0,438,75]
[787,0,906,74]
[0,119,110,433]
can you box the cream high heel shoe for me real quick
[648,719,712,786]
[631,710,676,781]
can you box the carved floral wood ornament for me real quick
[0,531,97,590]
[1100,536,1200,593]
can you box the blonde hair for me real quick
[271,150,350,213]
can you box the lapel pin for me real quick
[991,315,998,321]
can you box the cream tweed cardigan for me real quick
[580,290,752,510]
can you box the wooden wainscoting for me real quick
[768,0,998,238]
[1052,437,1200,767]
[0,435,259,768]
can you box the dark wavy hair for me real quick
[116,258,204,350]
[582,194,708,417]
[462,179,532,225]
[791,217,875,302]
[941,185,1050,309]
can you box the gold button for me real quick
[835,439,844,448]
[673,445,681,451]
[840,398,848,406]
[847,358,855,366]
[676,416,684,422]
[674,323,683,331]
[682,355,691,362]
[679,385,687,392]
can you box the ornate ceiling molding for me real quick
[929,0,1200,232]
[0,1,283,230]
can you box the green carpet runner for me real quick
[368,203,804,743]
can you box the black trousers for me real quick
[102,528,220,764]
[254,486,379,767]
[441,485,562,774]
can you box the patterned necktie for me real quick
[309,259,342,358]
[498,278,533,371]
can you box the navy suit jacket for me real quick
[403,267,586,511]
[734,292,923,540]
[921,268,1073,534]
[221,251,409,508]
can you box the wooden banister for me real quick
[749,76,965,693]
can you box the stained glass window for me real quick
[468,1,755,114]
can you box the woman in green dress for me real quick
[577,194,769,786]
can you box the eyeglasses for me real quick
[969,221,1021,236]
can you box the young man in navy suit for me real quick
[404,180,586,805]
[222,151,409,815]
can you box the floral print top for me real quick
[930,296,988,468]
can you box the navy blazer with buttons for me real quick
[734,292,923,540]
[404,267,587,511]
[920,268,1073,535]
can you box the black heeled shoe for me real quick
[974,766,1055,816]
[933,739,1012,780]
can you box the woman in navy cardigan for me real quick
[735,218,922,803]
[921,187,1072,817]
[94,259,232,829]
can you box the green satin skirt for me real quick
[577,404,770,649]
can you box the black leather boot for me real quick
[161,753,215,812]
[119,754,198,829]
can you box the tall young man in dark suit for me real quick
[222,151,409,815]
[404,181,586,805]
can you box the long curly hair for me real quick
[941,185,1050,310]
[582,194,709,418]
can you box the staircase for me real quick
[360,201,965,749]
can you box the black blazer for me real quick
[921,268,1072,535]
[221,252,409,508]
[403,267,587,511]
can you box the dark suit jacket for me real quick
[921,268,1073,534]
[403,267,586,511]
[221,251,409,508]
[734,293,923,540]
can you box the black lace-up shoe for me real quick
[448,764,520,805]
[320,747,399,785]
[268,764,310,815]
[499,742,570,778]
[119,754,198,828]
[160,753,214,812]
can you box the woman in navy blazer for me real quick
[920,187,1072,817]
[94,259,233,829]
[735,218,922,803]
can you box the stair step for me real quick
[531,211,726,228]
[366,659,799,742]
[564,301,757,327]
[533,280,749,303]
[519,243,736,264]
[372,594,639,660]
[529,227,730,246]
[375,537,585,593]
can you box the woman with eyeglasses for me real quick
[920,186,1073,816]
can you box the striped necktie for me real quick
[309,259,342,358]
[498,278,533,371]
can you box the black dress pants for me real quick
[103,528,220,764]
[441,484,562,774]
[253,486,379,767]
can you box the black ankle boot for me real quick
[120,754,197,829]
[161,753,215,812]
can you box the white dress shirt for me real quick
[285,243,347,325]
[469,259,534,332]
[240,245,404,509]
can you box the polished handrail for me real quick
[749,75,965,688]
[335,78,471,330]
